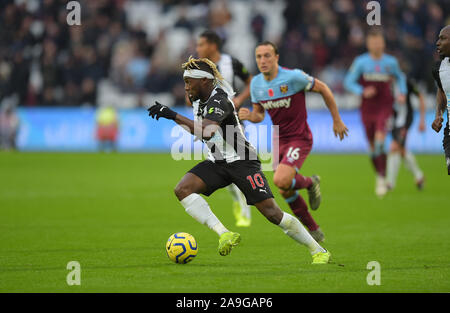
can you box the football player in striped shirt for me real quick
[148,57,331,264]
[386,77,426,190]
[191,30,253,227]
[431,25,450,175]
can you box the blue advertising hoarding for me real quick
[16,107,446,154]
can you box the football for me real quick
[165,232,198,264]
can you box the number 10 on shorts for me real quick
[247,173,265,190]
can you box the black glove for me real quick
[148,101,177,120]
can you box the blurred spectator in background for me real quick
[96,106,119,152]
[8,51,31,106]
[0,103,19,150]
[208,0,232,43]
[124,41,150,91]
[174,6,195,31]
[250,13,266,43]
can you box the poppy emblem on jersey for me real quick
[375,65,381,72]
[268,88,274,97]
[280,85,288,93]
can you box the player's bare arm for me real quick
[238,103,265,123]
[432,88,446,133]
[362,85,377,98]
[396,93,406,104]
[418,91,426,132]
[310,78,349,140]
[233,76,252,109]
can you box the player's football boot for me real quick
[375,175,388,198]
[307,175,321,210]
[386,182,393,191]
[311,250,331,264]
[309,227,325,243]
[233,202,251,227]
[236,216,251,227]
[416,176,425,191]
[218,232,241,256]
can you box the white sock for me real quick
[386,152,401,188]
[278,212,325,255]
[404,151,423,181]
[227,184,251,219]
[180,193,229,236]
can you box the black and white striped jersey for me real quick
[393,78,420,129]
[192,54,250,123]
[216,53,250,91]
[432,56,450,173]
[432,57,450,126]
[194,87,257,163]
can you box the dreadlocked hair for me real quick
[181,56,224,81]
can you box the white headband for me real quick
[183,69,214,80]
[183,69,236,98]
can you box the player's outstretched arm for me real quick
[148,101,219,140]
[238,103,265,123]
[392,58,407,103]
[311,79,349,141]
[432,88,446,133]
[418,91,426,132]
[233,76,252,109]
[231,57,252,109]
[343,58,363,95]
[343,60,376,98]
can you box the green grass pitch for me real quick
[0,152,449,292]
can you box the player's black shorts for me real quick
[188,159,274,205]
[392,126,409,147]
[443,121,450,175]
[391,110,413,147]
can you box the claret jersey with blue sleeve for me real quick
[250,66,315,140]
[344,53,407,116]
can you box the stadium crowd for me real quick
[0,0,448,108]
